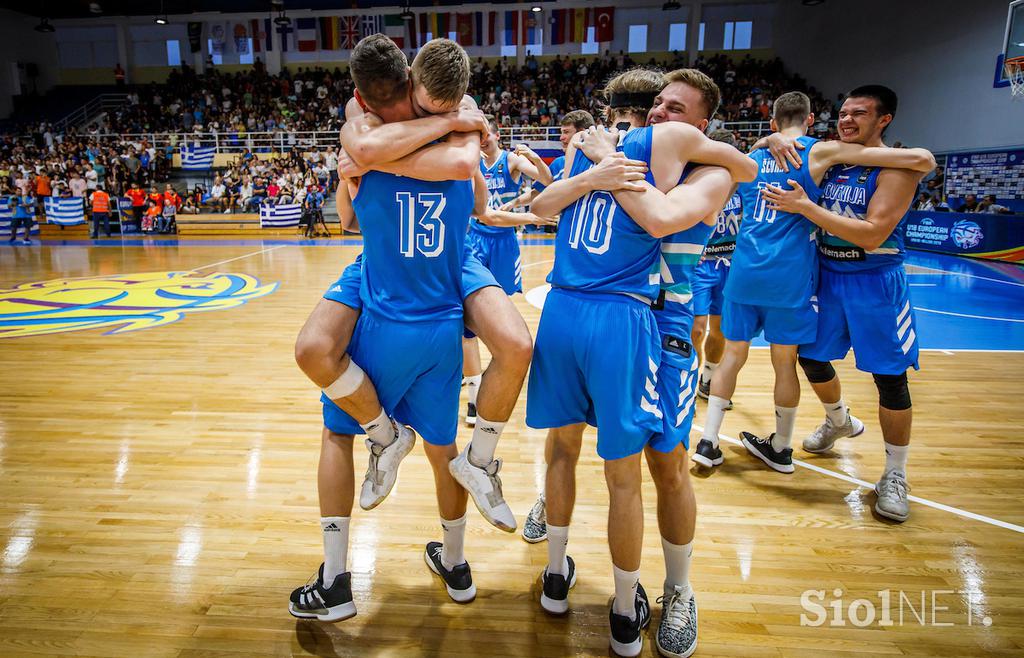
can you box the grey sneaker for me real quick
[874,470,910,522]
[522,494,547,543]
[802,412,865,453]
[655,586,698,658]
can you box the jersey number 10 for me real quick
[396,192,446,258]
[568,190,617,255]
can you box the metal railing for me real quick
[54,94,130,134]
[79,130,342,154]
[499,120,838,145]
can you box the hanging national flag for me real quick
[384,14,406,48]
[340,16,360,49]
[504,10,519,46]
[406,13,418,49]
[44,197,87,226]
[437,13,450,38]
[570,8,589,43]
[296,17,317,52]
[260,203,303,228]
[361,15,383,39]
[594,7,615,43]
[251,19,263,52]
[234,23,249,55]
[473,12,483,46]
[0,197,39,236]
[320,17,340,50]
[550,9,567,45]
[456,13,473,46]
[264,18,274,52]
[180,145,216,171]
[521,10,537,46]
[276,20,293,52]
[487,11,496,46]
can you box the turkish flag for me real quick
[594,7,614,43]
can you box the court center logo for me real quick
[951,220,984,250]
[0,271,277,338]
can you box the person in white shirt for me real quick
[84,164,98,191]
[69,173,87,198]
[238,179,254,210]
[209,177,227,212]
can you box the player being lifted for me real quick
[760,85,935,521]
[461,115,553,426]
[692,91,935,475]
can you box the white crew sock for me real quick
[469,417,504,467]
[465,374,482,406]
[546,524,570,576]
[824,398,848,426]
[773,406,798,451]
[662,538,693,599]
[702,396,730,449]
[612,565,641,619]
[321,516,350,582]
[359,408,396,447]
[440,514,467,570]
[701,360,718,385]
[884,442,909,476]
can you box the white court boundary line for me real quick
[192,244,289,271]
[915,306,1024,323]
[522,258,554,270]
[695,424,1024,534]
[908,265,1024,288]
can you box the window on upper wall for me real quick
[668,23,687,52]
[239,39,254,65]
[581,26,598,55]
[501,30,516,57]
[698,22,705,51]
[724,21,753,50]
[206,39,222,65]
[628,25,648,54]
[166,40,181,66]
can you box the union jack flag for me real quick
[340,16,360,49]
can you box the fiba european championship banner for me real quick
[905,211,1024,262]
[945,149,1024,213]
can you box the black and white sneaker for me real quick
[465,402,477,426]
[540,556,576,615]
[609,582,652,657]
[424,541,477,603]
[740,432,794,474]
[522,494,547,543]
[655,586,698,658]
[288,564,356,622]
[691,439,723,468]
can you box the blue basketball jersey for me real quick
[471,150,519,237]
[655,165,715,339]
[817,164,908,272]
[533,155,565,193]
[548,127,661,301]
[725,136,821,309]
[702,192,742,261]
[352,170,473,322]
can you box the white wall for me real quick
[773,0,1023,153]
[0,10,59,118]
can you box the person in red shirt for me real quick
[147,185,164,210]
[162,183,182,210]
[126,182,147,232]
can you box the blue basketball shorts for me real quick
[650,336,700,453]
[799,266,919,375]
[722,296,818,345]
[466,228,522,295]
[322,311,463,446]
[691,258,729,317]
[526,288,663,461]
[322,252,498,311]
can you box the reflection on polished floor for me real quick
[1,239,1023,657]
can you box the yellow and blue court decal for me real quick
[0,271,277,338]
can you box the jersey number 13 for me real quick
[396,192,446,258]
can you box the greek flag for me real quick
[0,196,39,236]
[44,197,87,226]
[260,203,303,227]
[180,145,216,170]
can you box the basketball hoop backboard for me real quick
[998,0,1024,91]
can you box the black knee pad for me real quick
[873,372,912,410]
[798,357,836,384]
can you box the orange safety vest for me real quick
[91,190,110,213]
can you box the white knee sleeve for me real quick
[322,360,366,400]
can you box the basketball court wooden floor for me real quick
[1,238,1023,657]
